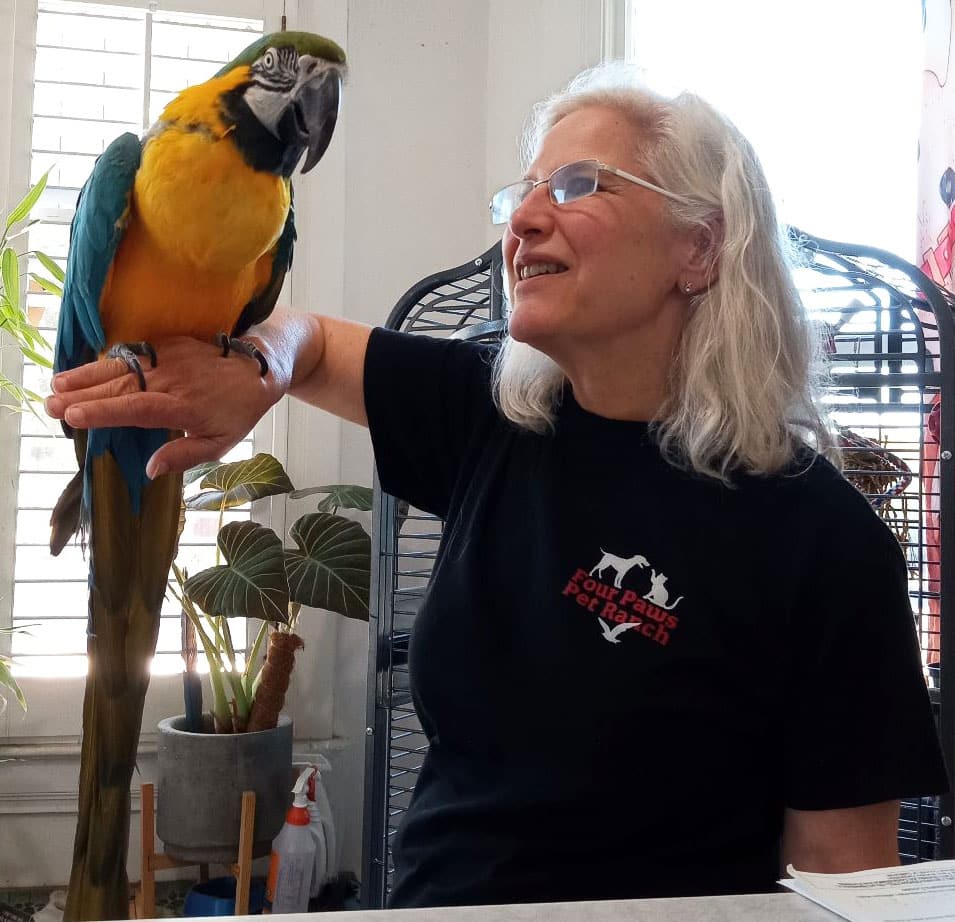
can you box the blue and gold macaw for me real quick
[49,31,345,921]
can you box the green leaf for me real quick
[6,318,54,367]
[20,343,53,369]
[221,651,250,722]
[1,248,19,315]
[290,483,373,513]
[174,576,231,730]
[183,460,220,486]
[34,250,65,283]
[0,302,25,332]
[243,620,270,699]
[3,309,51,357]
[184,521,290,623]
[186,452,295,511]
[5,219,40,244]
[0,375,46,420]
[30,273,62,297]
[4,171,48,232]
[0,657,27,712]
[0,375,24,398]
[284,512,370,620]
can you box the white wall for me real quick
[485,0,606,246]
[0,0,604,889]
[0,2,14,209]
[0,0,21,723]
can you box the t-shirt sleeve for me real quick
[782,480,950,810]
[363,326,499,519]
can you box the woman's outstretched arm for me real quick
[44,308,372,477]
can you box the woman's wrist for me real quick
[245,328,292,407]
[246,309,325,406]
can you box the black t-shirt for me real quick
[363,327,950,908]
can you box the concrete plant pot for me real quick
[156,714,293,862]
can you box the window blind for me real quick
[13,0,264,676]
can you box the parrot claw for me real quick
[215,332,269,376]
[106,341,157,391]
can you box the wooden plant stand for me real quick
[133,782,256,919]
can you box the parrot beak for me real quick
[286,57,342,174]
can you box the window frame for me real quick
[600,0,628,61]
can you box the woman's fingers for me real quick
[44,336,279,476]
[46,367,147,418]
[51,357,128,392]
[49,337,221,398]
[147,435,233,479]
[46,337,222,422]
[65,392,190,430]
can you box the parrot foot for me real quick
[106,341,157,391]
[215,332,268,376]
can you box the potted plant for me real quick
[156,452,371,863]
[1,170,65,712]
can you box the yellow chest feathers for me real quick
[132,127,290,273]
[98,124,289,345]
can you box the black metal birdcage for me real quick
[359,232,954,908]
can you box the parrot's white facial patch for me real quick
[244,82,291,139]
[245,44,299,138]
[245,49,343,146]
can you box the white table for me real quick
[219,893,838,921]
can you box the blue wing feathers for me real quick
[55,132,141,373]
[55,132,162,517]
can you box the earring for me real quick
[683,281,693,293]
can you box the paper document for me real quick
[779,859,955,922]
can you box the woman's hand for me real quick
[45,336,287,478]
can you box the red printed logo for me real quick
[561,547,684,647]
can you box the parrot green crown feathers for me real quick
[215,30,346,75]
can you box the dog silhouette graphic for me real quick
[590,549,650,589]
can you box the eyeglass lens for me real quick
[551,161,599,204]
[490,161,601,224]
[490,185,526,225]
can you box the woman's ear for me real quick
[683,214,724,290]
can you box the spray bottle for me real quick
[299,765,327,899]
[309,755,339,880]
[265,768,316,914]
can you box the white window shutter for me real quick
[12,0,264,677]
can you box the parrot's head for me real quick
[217,31,346,178]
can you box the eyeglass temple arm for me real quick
[599,163,693,206]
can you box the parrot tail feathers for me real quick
[51,426,91,556]
[50,469,87,556]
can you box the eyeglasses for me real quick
[489,159,692,225]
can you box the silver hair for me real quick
[492,62,837,482]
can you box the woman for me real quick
[46,66,947,906]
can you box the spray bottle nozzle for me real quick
[292,766,314,809]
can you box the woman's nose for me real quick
[508,182,553,238]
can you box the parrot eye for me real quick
[262,49,276,69]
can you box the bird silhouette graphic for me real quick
[597,618,641,644]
